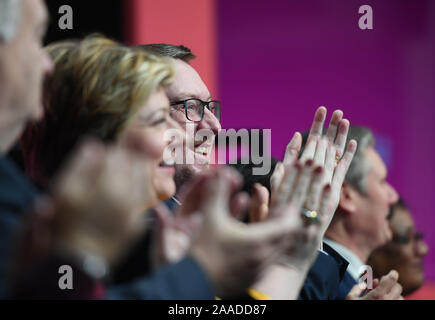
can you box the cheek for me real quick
[152,168,176,200]
[138,128,167,160]
[400,247,416,262]
[367,186,388,209]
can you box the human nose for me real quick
[197,107,221,136]
[416,238,429,257]
[387,183,399,204]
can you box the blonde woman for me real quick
[22,35,182,207]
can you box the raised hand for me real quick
[271,106,357,236]
[346,270,404,300]
[150,171,251,270]
[51,137,155,265]
[188,159,332,298]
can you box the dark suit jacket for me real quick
[299,242,349,300]
[14,254,214,300]
[107,257,214,300]
[0,155,38,298]
[336,271,357,300]
[164,198,351,300]
[13,255,104,300]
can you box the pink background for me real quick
[218,0,435,280]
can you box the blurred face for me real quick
[164,59,221,190]
[0,0,53,152]
[352,147,399,250]
[124,87,183,201]
[368,207,429,295]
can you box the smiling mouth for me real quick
[194,146,209,157]
[193,140,212,165]
[159,158,175,167]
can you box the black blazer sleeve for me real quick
[299,242,349,300]
[106,257,215,300]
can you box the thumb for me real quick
[200,169,231,218]
[346,282,367,300]
[284,132,302,165]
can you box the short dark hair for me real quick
[136,44,196,62]
[230,157,279,196]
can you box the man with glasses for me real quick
[138,44,221,198]
[170,98,220,123]
[135,44,352,301]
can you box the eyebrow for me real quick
[138,105,169,122]
[172,93,212,102]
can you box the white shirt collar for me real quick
[324,238,365,282]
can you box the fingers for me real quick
[386,281,403,300]
[309,106,327,138]
[331,139,357,191]
[300,107,326,162]
[300,108,349,172]
[313,137,328,167]
[372,278,380,289]
[200,168,233,219]
[317,184,333,230]
[382,270,403,300]
[230,192,250,221]
[322,112,347,185]
[288,160,315,210]
[346,283,367,300]
[178,167,242,217]
[284,132,302,165]
[270,162,284,200]
[323,143,336,183]
[249,184,269,223]
[325,110,343,144]
[303,166,325,212]
[333,119,350,158]
[53,139,104,194]
[368,270,400,300]
[273,162,301,209]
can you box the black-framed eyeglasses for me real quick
[392,232,424,245]
[170,98,221,122]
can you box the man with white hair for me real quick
[0,0,53,297]
[322,126,402,299]
[0,0,53,152]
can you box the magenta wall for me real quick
[218,0,435,280]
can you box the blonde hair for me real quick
[22,34,174,186]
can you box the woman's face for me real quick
[124,87,183,202]
[387,208,429,295]
[368,207,429,296]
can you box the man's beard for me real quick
[174,162,211,196]
[174,164,196,195]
